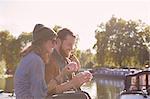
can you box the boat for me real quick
[0,90,15,99]
[120,70,150,99]
[93,68,131,79]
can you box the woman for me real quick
[14,24,58,99]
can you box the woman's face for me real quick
[44,39,56,53]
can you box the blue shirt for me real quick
[14,52,48,99]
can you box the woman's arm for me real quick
[30,55,48,98]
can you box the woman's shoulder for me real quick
[22,52,43,64]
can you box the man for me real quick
[45,28,92,98]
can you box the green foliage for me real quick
[0,61,6,76]
[75,49,95,68]
[0,31,32,72]
[0,31,15,70]
[94,16,150,68]
[1,18,150,70]
[17,32,32,49]
[53,25,62,33]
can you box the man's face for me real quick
[60,35,75,57]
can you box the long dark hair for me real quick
[20,24,57,63]
[20,38,51,64]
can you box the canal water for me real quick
[81,77,124,99]
[0,77,124,99]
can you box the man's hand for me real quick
[69,55,81,70]
[62,62,78,76]
[69,71,93,88]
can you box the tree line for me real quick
[0,16,150,75]
[93,16,150,68]
[0,31,32,74]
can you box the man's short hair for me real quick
[57,28,76,40]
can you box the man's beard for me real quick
[60,45,69,57]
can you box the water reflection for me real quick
[0,77,13,92]
[0,77,124,99]
[82,78,124,99]
[0,77,6,90]
[81,81,97,99]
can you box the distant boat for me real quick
[120,71,150,99]
[93,68,131,79]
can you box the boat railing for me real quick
[123,71,150,95]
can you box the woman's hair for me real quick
[20,39,49,63]
[20,24,57,63]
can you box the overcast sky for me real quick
[0,0,150,51]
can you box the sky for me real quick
[0,0,150,52]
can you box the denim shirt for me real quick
[14,52,48,99]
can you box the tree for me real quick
[53,25,62,33]
[0,31,32,74]
[94,16,150,68]
[0,31,14,70]
[17,32,32,49]
[78,49,95,68]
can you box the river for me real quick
[0,76,124,99]
[81,77,124,99]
